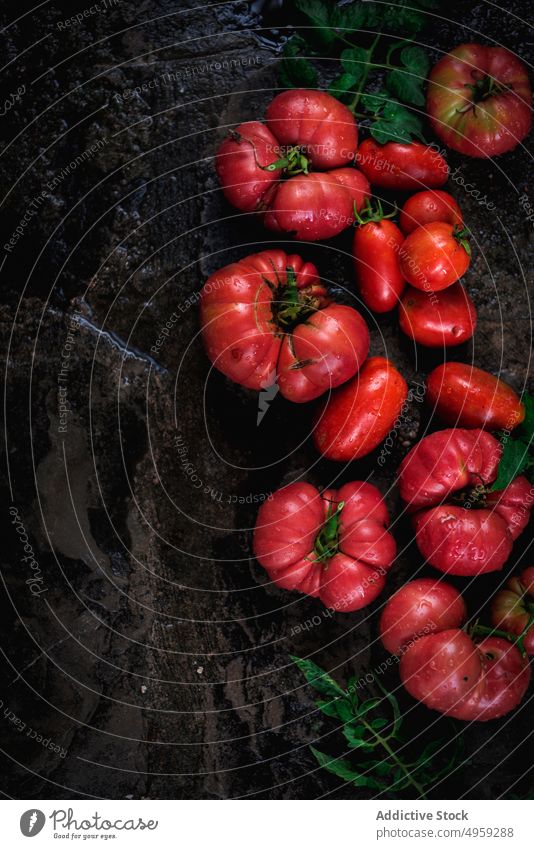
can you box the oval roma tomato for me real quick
[355,139,449,190]
[399,428,533,575]
[200,250,369,403]
[380,578,467,655]
[427,44,532,158]
[426,363,525,430]
[380,579,531,721]
[253,480,396,612]
[353,201,406,313]
[399,190,463,236]
[313,357,408,461]
[399,222,471,292]
[399,283,477,348]
[216,90,370,240]
[491,570,534,655]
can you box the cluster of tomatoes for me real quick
[199,48,532,724]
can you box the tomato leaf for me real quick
[340,46,368,80]
[400,44,430,77]
[311,748,384,788]
[315,698,340,719]
[490,437,532,491]
[328,72,360,101]
[517,393,534,445]
[291,655,346,698]
[278,37,318,89]
[294,0,337,47]
[386,68,426,106]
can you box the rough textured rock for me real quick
[0,0,532,799]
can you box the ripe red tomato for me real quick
[399,222,471,292]
[491,571,534,655]
[313,357,408,461]
[200,250,369,403]
[381,579,531,721]
[380,578,467,655]
[399,190,463,236]
[426,362,525,430]
[355,139,449,190]
[263,167,370,241]
[353,202,406,313]
[399,283,477,348]
[427,44,532,158]
[399,428,533,575]
[216,90,371,240]
[253,481,396,612]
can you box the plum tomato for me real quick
[253,480,396,612]
[313,357,408,461]
[200,249,370,403]
[399,190,463,236]
[352,200,406,313]
[216,90,371,240]
[355,139,449,190]
[399,222,471,292]
[427,44,532,158]
[426,362,525,430]
[398,283,477,348]
[380,578,467,655]
[399,428,533,575]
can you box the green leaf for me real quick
[386,68,425,106]
[370,120,413,144]
[328,72,360,100]
[490,437,532,491]
[344,726,375,750]
[340,46,368,81]
[282,34,307,58]
[316,698,341,719]
[334,3,368,32]
[371,717,389,731]
[311,748,385,788]
[361,90,389,114]
[278,55,318,89]
[400,44,430,77]
[295,0,336,47]
[335,699,356,723]
[517,394,534,444]
[383,3,425,34]
[291,655,346,699]
[357,698,382,716]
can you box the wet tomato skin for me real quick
[253,480,396,611]
[399,190,463,235]
[313,356,408,461]
[426,362,525,430]
[380,578,467,655]
[353,219,406,313]
[216,121,281,212]
[491,571,534,655]
[427,44,532,158]
[399,283,477,348]
[356,139,449,190]
[399,222,471,292]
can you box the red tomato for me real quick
[313,357,408,461]
[399,190,463,235]
[379,578,467,655]
[253,480,396,612]
[355,139,449,190]
[399,222,471,292]
[399,428,533,575]
[263,168,370,241]
[399,283,477,348]
[353,204,406,313]
[401,631,530,721]
[216,90,370,240]
[200,250,369,403]
[427,44,532,158]
[491,571,534,655]
[426,362,525,430]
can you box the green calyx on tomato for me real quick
[312,500,345,565]
[469,607,534,658]
[353,197,396,227]
[270,267,323,330]
[460,73,511,111]
[453,225,471,256]
[264,145,310,176]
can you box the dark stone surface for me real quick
[0,0,533,799]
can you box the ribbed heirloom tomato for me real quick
[313,357,408,461]
[253,481,396,612]
[200,250,370,403]
[216,89,370,240]
[399,222,471,292]
[399,283,477,348]
[491,568,534,655]
[426,363,525,430]
[399,428,533,575]
[356,139,449,190]
[380,580,531,721]
[427,44,532,158]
